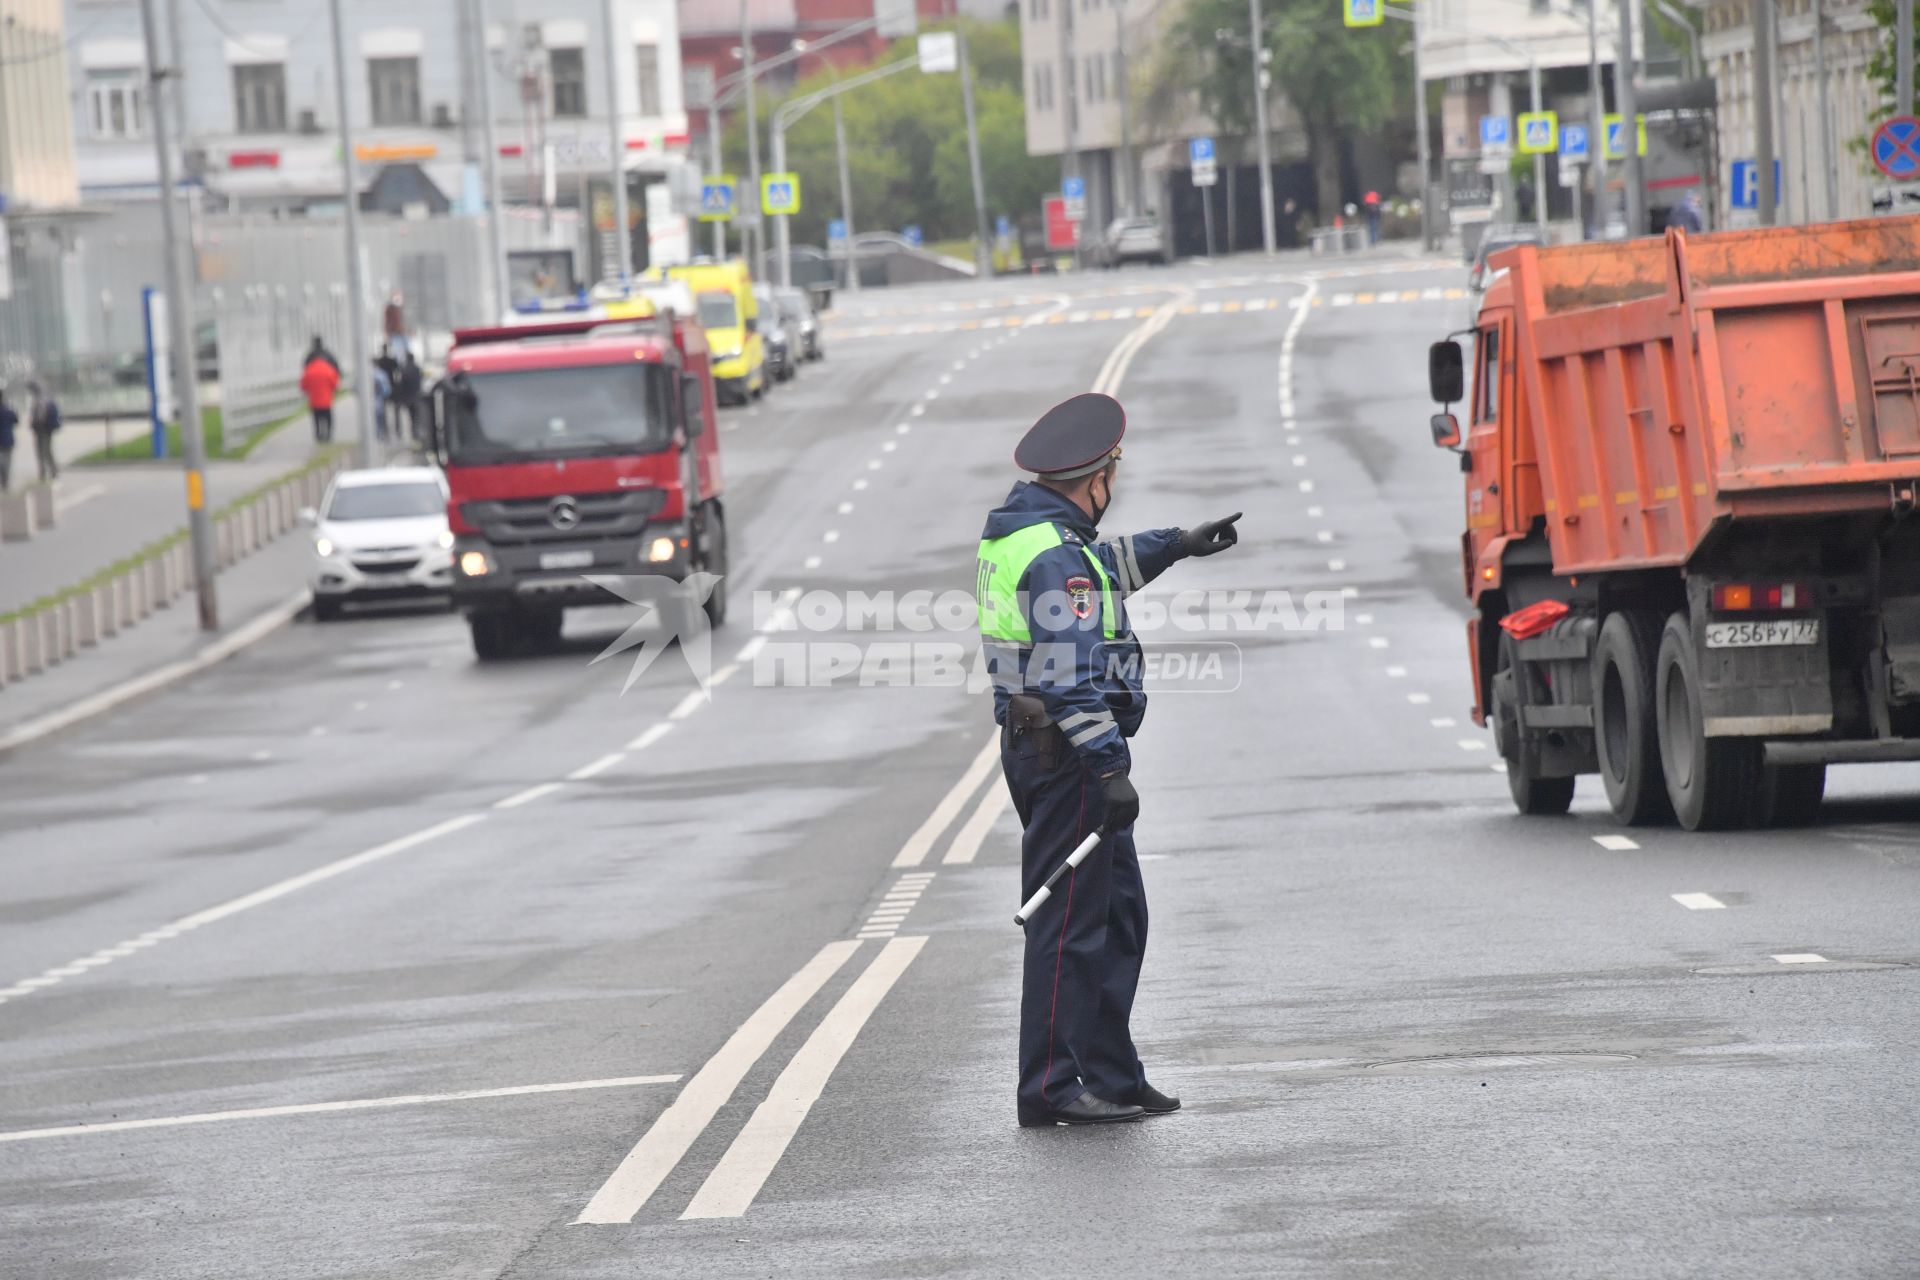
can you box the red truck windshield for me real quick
[446,362,672,463]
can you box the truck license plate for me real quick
[539,550,594,571]
[1705,618,1819,648]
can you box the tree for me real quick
[723,19,1056,249]
[1148,0,1409,219]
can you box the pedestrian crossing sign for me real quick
[761,173,801,216]
[1518,112,1558,156]
[699,175,737,223]
[1603,113,1649,160]
[1343,0,1383,26]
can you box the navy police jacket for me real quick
[977,481,1187,775]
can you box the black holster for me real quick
[1006,693,1065,770]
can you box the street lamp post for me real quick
[959,32,993,278]
[471,0,510,315]
[326,0,376,467]
[834,97,860,292]
[1248,0,1276,253]
[136,0,217,630]
[601,0,632,284]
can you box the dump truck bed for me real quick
[1497,216,1920,575]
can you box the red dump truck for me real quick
[1429,216,1920,829]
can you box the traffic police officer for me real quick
[976,392,1241,1126]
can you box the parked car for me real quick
[302,467,453,621]
[1095,216,1169,268]
[774,287,823,362]
[754,285,797,383]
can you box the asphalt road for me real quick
[3,252,1918,1279]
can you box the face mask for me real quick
[1089,469,1114,525]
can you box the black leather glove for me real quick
[1100,771,1140,833]
[1180,512,1243,557]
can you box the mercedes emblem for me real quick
[548,496,582,531]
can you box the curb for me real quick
[0,589,311,756]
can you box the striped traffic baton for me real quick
[1013,831,1104,928]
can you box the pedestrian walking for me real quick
[383,293,410,363]
[1515,177,1537,225]
[975,393,1242,1127]
[27,380,60,482]
[371,360,392,443]
[1668,191,1705,234]
[398,353,425,442]
[301,343,342,444]
[0,387,17,491]
[1363,191,1383,245]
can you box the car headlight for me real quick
[314,537,337,558]
[437,529,455,550]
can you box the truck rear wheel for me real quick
[1594,611,1674,826]
[1656,613,1764,831]
[1760,763,1826,828]
[1492,632,1576,816]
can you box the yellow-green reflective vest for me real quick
[976,522,1118,643]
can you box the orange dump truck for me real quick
[1428,216,1920,829]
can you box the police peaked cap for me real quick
[1015,393,1126,480]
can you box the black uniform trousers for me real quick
[1002,721,1148,1114]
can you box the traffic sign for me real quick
[761,172,801,216]
[902,224,923,247]
[1559,123,1589,163]
[1043,196,1079,251]
[995,214,1012,242]
[1480,115,1511,156]
[1190,136,1217,187]
[1189,137,1214,164]
[1730,158,1783,210]
[1603,113,1648,160]
[917,31,958,74]
[1872,116,1920,181]
[1062,175,1087,222]
[1343,0,1383,25]
[827,217,848,247]
[1518,112,1558,156]
[698,175,737,222]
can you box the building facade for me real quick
[62,0,689,212]
[1698,0,1881,225]
[0,0,80,211]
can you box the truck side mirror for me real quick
[682,373,705,438]
[744,316,759,334]
[1430,412,1462,450]
[1429,339,1465,405]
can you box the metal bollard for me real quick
[0,490,34,542]
[96,583,118,639]
[29,483,55,529]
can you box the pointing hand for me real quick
[1180,512,1243,558]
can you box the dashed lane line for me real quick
[495,782,565,810]
[1594,834,1641,851]
[681,936,928,1220]
[0,1075,683,1144]
[575,940,863,1224]
[627,723,673,752]
[1673,893,1727,910]
[1773,953,1829,964]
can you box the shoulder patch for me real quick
[1066,575,1095,619]
[1060,528,1083,544]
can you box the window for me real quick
[368,56,421,126]
[233,63,287,134]
[87,69,145,140]
[683,63,714,110]
[1475,326,1500,423]
[326,481,445,521]
[635,44,661,116]
[550,47,586,117]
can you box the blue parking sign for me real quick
[1062,176,1086,200]
[827,217,847,247]
[903,224,923,247]
[1560,123,1589,161]
[995,214,1012,240]
[1730,159,1783,210]
[1480,115,1510,152]
[1189,137,1214,164]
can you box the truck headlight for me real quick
[645,536,676,563]
[459,550,491,577]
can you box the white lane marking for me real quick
[681,936,928,1220]
[882,441,898,453]
[1456,739,1488,751]
[939,373,952,385]
[1430,718,1457,728]
[895,423,910,435]
[892,736,1000,867]
[853,478,869,491]
[1672,893,1727,910]
[1369,637,1389,650]
[353,701,369,712]
[0,1075,682,1144]
[1292,455,1308,467]
[1593,834,1640,851]
[866,910,912,921]
[52,483,108,514]
[1408,693,1431,705]
[822,529,841,544]
[1306,506,1324,517]
[837,501,854,514]
[496,782,565,810]
[804,555,823,569]
[943,782,1011,865]
[628,723,672,752]
[1773,953,1829,964]
[1328,559,1347,571]
[1356,613,1374,625]
[708,662,741,688]
[1385,665,1406,678]
[758,588,802,633]
[250,750,273,761]
[569,753,626,782]
[924,388,940,401]
[867,459,883,470]
[386,679,404,691]
[0,813,488,1005]
[909,404,925,418]
[575,940,863,1224]
[667,690,706,721]
[856,930,897,939]
[1299,480,1315,493]
[734,636,768,664]
[1316,531,1334,543]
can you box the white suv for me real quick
[303,467,454,621]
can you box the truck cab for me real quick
[434,297,727,660]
